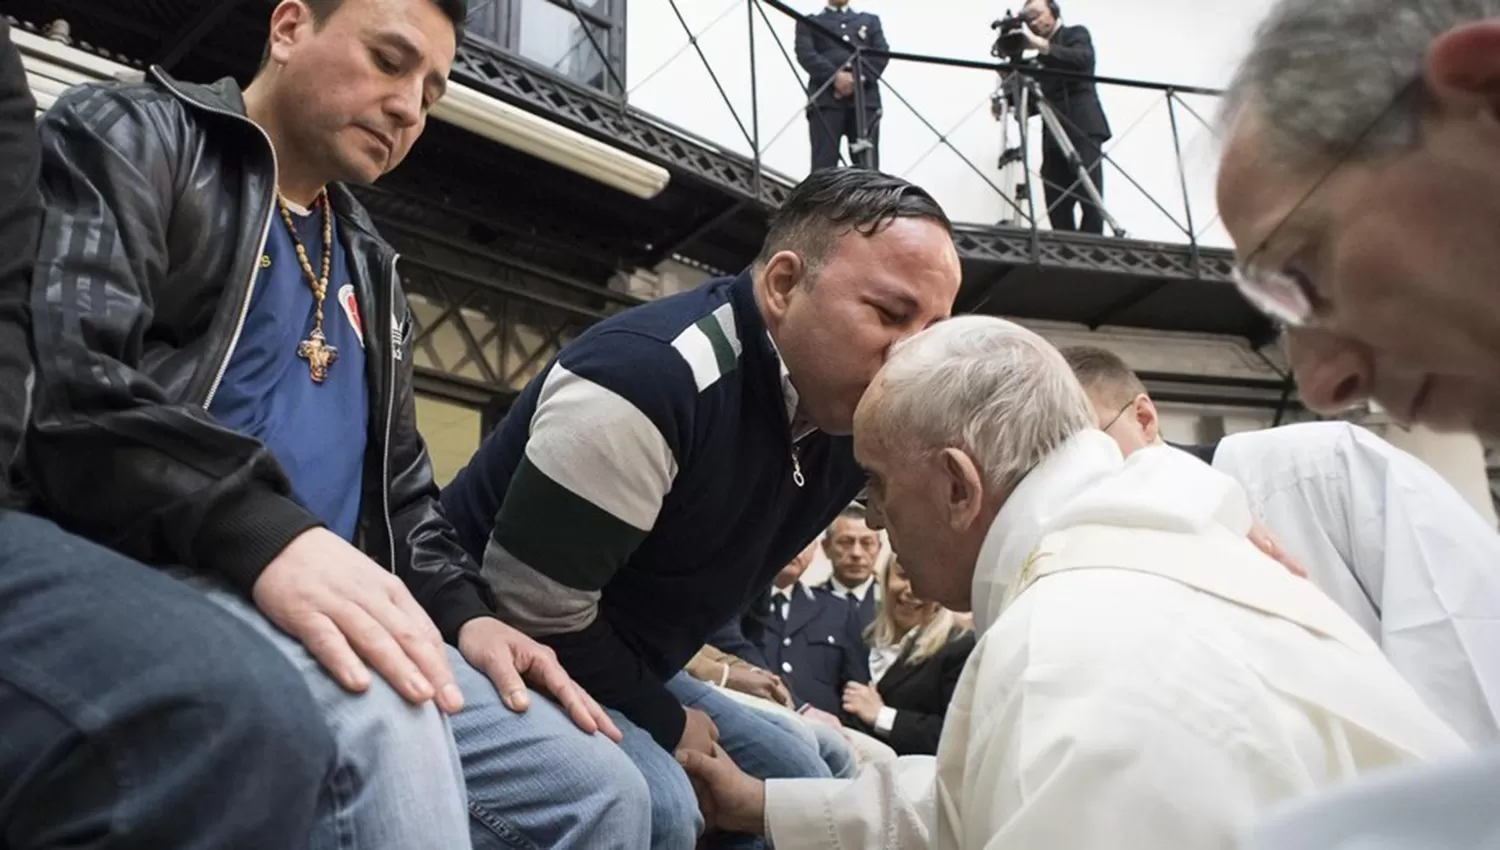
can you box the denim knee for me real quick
[646,756,700,850]
[600,747,658,848]
[742,715,833,780]
[808,722,859,778]
[604,706,702,850]
[495,728,654,850]
[186,630,337,827]
[454,658,652,850]
[328,667,465,789]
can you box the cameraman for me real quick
[1018,0,1112,234]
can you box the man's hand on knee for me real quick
[252,528,464,714]
[457,617,623,743]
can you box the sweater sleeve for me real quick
[479,327,707,749]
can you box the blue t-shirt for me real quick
[209,202,370,541]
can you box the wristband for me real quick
[718,662,731,688]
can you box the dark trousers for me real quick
[1041,130,1107,234]
[0,510,334,849]
[809,103,881,171]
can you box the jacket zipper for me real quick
[151,74,278,410]
[206,185,275,408]
[790,442,806,488]
[154,74,399,570]
[381,253,400,575]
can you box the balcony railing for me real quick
[621,0,1234,252]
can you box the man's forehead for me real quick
[1218,111,1320,260]
[836,219,958,299]
[832,515,876,536]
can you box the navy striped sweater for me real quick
[441,270,866,749]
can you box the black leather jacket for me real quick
[0,21,39,509]
[26,67,494,641]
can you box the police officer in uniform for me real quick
[721,547,870,718]
[795,1,889,171]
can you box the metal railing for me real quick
[542,0,1235,257]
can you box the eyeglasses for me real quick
[1231,263,1321,329]
[1100,397,1134,432]
[1228,79,1420,330]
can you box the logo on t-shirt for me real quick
[339,284,364,347]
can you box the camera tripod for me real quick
[990,68,1125,237]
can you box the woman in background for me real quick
[842,558,974,755]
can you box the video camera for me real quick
[990,10,1030,62]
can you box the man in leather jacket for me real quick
[1,19,337,848]
[1018,0,1112,233]
[25,0,649,846]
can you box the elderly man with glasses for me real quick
[1218,0,1500,437]
[1217,1,1500,848]
[677,317,1464,850]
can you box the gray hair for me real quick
[1223,0,1500,168]
[867,316,1094,495]
[825,501,869,539]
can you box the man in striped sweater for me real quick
[441,168,961,848]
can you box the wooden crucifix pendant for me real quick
[297,328,339,383]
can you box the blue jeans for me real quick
[0,511,335,849]
[611,672,833,850]
[450,652,651,849]
[192,579,473,850]
[758,710,859,779]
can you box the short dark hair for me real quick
[825,502,869,539]
[260,0,468,68]
[1059,345,1146,407]
[755,168,952,279]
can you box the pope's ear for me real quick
[938,448,985,531]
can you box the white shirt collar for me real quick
[971,430,1123,633]
[282,197,314,217]
[766,332,814,440]
[773,582,812,604]
[829,574,877,602]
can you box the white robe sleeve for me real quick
[764,756,937,850]
[1214,423,1500,746]
[1356,433,1500,747]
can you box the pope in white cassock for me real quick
[677,316,1467,849]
